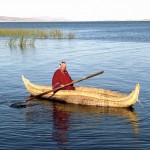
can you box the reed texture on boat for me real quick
[22,75,140,108]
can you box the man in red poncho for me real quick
[52,61,75,90]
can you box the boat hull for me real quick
[22,75,140,108]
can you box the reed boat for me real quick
[22,75,140,108]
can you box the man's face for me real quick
[60,62,66,71]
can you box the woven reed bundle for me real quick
[22,75,140,108]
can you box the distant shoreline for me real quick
[0,16,150,22]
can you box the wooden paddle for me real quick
[26,71,104,102]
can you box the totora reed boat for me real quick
[22,75,140,108]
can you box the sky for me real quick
[0,0,150,21]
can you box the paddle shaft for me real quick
[26,71,104,102]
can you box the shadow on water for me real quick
[52,103,70,147]
[23,99,140,149]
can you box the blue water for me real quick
[0,22,150,149]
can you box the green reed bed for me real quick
[0,28,75,39]
[0,28,47,38]
[0,28,75,49]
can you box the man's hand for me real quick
[60,84,65,87]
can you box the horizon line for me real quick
[0,16,150,22]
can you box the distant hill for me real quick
[0,16,150,22]
[0,16,68,22]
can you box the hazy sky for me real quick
[1,0,150,21]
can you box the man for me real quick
[52,61,75,90]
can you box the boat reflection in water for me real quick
[24,100,139,148]
[48,101,139,135]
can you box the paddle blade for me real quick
[10,101,39,109]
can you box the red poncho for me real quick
[52,69,75,90]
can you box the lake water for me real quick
[0,22,150,149]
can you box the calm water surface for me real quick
[0,22,150,149]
